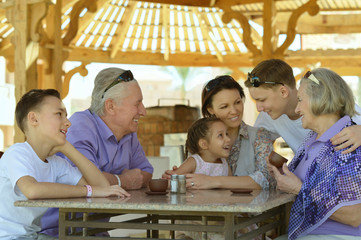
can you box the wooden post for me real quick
[6,0,51,142]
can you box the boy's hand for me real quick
[331,125,361,154]
[92,185,130,198]
[48,140,72,156]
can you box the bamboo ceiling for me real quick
[1,0,361,71]
[1,0,361,142]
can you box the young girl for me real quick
[172,117,232,178]
[0,89,130,239]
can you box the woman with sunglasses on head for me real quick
[271,68,361,240]
[40,67,153,237]
[164,75,276,191]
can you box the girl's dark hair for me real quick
[15,89,61,133]
[185,117,223,157]
[201,75,245,117]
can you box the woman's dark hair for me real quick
[15,89,61,133]
[201,75,245,117]
[185,117,223,157]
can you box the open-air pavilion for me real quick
[0,0,361,144]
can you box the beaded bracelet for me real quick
[84,185,92,197]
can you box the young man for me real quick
[245,59,361,154]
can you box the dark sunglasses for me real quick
[247,72,284,87]
[101,70,135,98]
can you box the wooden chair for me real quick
[0,151,3,158]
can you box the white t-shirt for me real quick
[0,142,82,239]
[255,104,361,153]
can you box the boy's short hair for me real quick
[245,59,296,89]
[15,89,61,133]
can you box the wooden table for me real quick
[15,189,295,240]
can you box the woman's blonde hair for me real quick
[301,68,356,117]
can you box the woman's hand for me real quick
[185,174,215,189]
[331,125,361,154]
[92,185,130,198]
[272,163,302,195]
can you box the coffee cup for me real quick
[269,151,288,169]
[149,179,168,192]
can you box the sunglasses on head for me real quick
[204,76,231,92]
[303,71,320,85]
[247,72,284,87]
[101,70,135,98]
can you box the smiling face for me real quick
[203,121,231,159]
[34,96,71,146]
[109,81,146,140]
[248,85,290,120]
[206,89,243,129]
[295,82,317,130]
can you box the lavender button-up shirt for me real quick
[62,109,153,174]
[40,109,153,236]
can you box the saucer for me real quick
[145,191,168,195]
[230,189,253,194]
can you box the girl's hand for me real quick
[92,185,130,198]
[185,174,214,189]
[331,125,361,154]
[161,165,178,180]
[272,163,302,195]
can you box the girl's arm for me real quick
[172,157,196,175]
[186,174,262,189]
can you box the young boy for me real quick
[0,89,129,239]
[245,59,361,154]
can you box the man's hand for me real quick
[331,125,361,154]
[272,164,302,195]
[119,168,144,190]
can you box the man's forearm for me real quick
[330,203,361,227]
[141,171,152,187]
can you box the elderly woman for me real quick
[272,68,361,240]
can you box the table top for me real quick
[15,189,295,213]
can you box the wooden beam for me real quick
[66,47,361,71]
[68,48,253,67]
[6,0,50,142]
[162,4,169,61]
[192,8,223,62]
[262,0,276,59]
[110,1,137,58]
[53,0,63,91]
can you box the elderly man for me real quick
[40,67,153,237]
